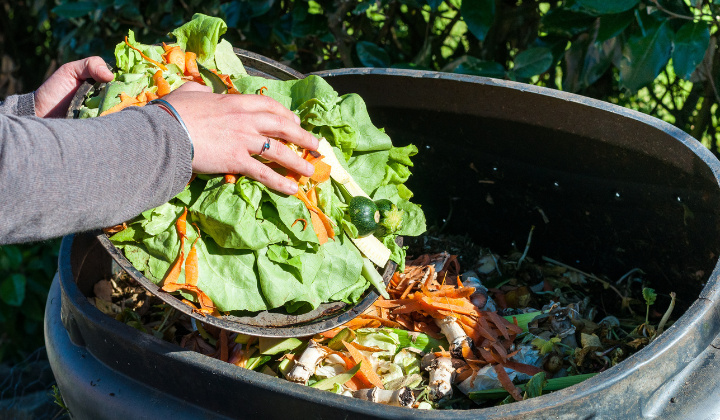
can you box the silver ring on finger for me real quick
[259,138,272,156]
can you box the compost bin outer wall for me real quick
[46,67,720,420]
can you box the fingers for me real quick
[257,138,315,177]
[249,112,318,150]
[228,94,302,127]
[240,157,300,195]
[68,57,114,83]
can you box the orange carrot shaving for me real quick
[160,208,188,290]
[161,43,186,70]
[485,311,512,340]
[99,93,141,116]
[416,295,478,317]
[258,86,268,95]
[494,363,523,401]
[400,280,417,299]
[224,174,238,184]
[503,360,543,377]
[373,298,414,308]
[309,211,328,245]
[357,313,404,328]
[294,188,335,240]
[145,91,159,102]
[185,237,200,287]
[125,37,167,70]
[153,70,171,97]
[309,160,331,184]
[343,341,384,389]
[390,272,401,288]
[184,52,202,81]
[292,218,308,231]
[346,343,384,353]
[306,187,318,207]
[426,287,475,299]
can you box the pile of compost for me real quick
[90,229,676,409]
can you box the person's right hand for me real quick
[161,82,319,195]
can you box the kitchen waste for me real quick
[92,230,676,409]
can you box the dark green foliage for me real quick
[3,0,720,361]
[0,241,60,363]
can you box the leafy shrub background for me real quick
[1,0,718,362]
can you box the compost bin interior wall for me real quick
[322,73,720,311]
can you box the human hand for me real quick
[34,57,114,118]
[162,82,319,195]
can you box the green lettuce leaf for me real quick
[170,13,227,66]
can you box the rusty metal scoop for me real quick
[96,232,397,338]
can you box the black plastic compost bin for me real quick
[45,59,720,419]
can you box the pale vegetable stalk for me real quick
[656,292,676,336]
[351,387,415,407]
[287,340,327,384]
[435,316,472,353]
[425,356,455,402]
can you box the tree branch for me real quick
[327,0,355,67]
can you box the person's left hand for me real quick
[34,57,114,118]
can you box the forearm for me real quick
[0,106,192,244]
[0,93,36,117]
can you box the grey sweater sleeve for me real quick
[0,103,193,244]
[0,93,36,117]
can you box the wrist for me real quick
[149,98,194,160]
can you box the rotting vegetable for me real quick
[84,14,427,314]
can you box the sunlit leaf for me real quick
[461,0,495,42]
[356,41,391,67]
[619,21,673,92]
[512,47,554,79]
[426,0,445,11]
[311,362,362,390]
[0,274,26,307]
[642,287,657,305]
[51,1,97,18]
[576,0,640,15]
[524,372,547,399]
[672,21,710,80]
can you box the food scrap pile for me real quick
[93,234,677,409]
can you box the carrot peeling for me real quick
[153,70,171,97]
[343,341,384,389]
[125,37,167,70]
[292,218,308,231]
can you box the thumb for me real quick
[72,57,114,83]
